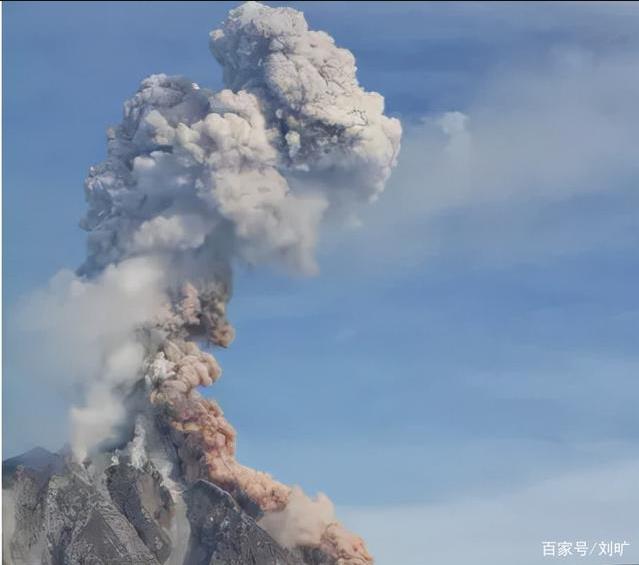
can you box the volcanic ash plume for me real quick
[28,2,401,563]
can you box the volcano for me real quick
[3,437,339,565]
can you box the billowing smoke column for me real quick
[68,2,400,563]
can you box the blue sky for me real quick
[4,2,639,564]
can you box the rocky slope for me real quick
[2,425,334,565]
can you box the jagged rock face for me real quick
[45,472,159,565]
[2,447,334,565]
[105,462,174,563]
[4,449,158,565]
[183,480,302,565]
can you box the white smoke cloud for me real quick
[81,2,401,279]
[30,2,399,456]
[14,3,401,559]
[210,1,401,205]
[17,257,167,456]
[132,214,210,253]
[19,257,165,386]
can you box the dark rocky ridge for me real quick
[2,447,330,565]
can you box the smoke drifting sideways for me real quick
[16,2,401,562]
